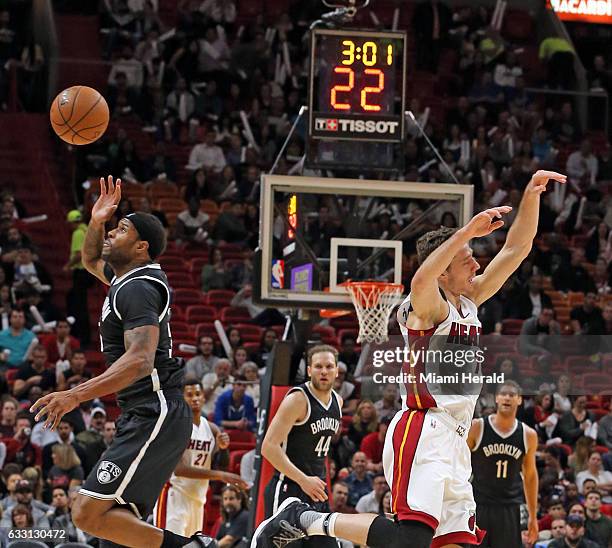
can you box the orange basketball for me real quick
[49,85,109,145]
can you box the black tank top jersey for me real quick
[472,416,526,505]
[100,264,184,408]
[282,383,342,481]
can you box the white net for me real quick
[346,282,404,344]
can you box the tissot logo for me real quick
[314,118,399,135]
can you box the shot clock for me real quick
[308,29,406,143]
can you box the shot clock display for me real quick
[308,29,406,143]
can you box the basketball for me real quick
[49,85,109,145]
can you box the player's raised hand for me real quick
[91,175,122,224]
[527,170,566,195]
[464,206,512,238]
[300,475,328,503]
[30,390,80,430]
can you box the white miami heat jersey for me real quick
[170,419,215,503]
[396,292,482,428]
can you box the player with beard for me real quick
[260,344,342,548]
[154,379,248,537]
[31,176,217,548]
[468,380,539,548]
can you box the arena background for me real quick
[0,0,612,546]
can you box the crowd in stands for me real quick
[1,0,612,545]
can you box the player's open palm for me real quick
[300,475,328,503]
[465,207,512,238]
[92,175,122,224]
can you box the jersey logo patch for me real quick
[97,460,122,484]
[468,511,475,531]
[101,297,111,322]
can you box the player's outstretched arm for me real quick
[522,426,539,545]
[466,418,483,451]
[261,391,328,503]
[470,170,566,306]
[410,207,510,323]
[173,448,249,490]
[31,325,158,429]
[82,175,122,285]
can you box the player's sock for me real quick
[161,529,191,547]
[298,510,338,536]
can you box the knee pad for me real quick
[366,516,434,548]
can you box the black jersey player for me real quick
[467,380,539,548]
[31,176,216,548]
[260,344,342,547]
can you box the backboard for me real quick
[254,175,474,311]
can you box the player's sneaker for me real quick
[250,497,309,548]
[184,533,219,547]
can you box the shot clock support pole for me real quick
[406,110,460,185]
[269,105,307,175]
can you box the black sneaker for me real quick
[184,533,219,547]
[250,497,309,548]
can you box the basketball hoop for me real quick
[346,281,404,344]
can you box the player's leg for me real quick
[475,504,520,548]
[154,484,191,537]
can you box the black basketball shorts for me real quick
[80,389,192,518]
[476,503,521,548]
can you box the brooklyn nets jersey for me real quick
[396,290,483,429]
[281,383,342,481]
[471,416,526,505]
[100,263,184,407]
[170,419,215,503]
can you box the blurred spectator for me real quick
[239,448,255,489]
[539,36,576,89]
[215,485,249,546]
[108,46,144,89]
[185,168,213,202]
[373,383,400,421]
[201,358,234,416]
[555,397,596,447]
[0,468,22,510]
[186,335,219,379]
[42,419,86,479]
[0,480,51,528]
[213,201,248,244]
[198,26,230,74]
[413,0,452,72]
[240,362,260,408]
[516,275,553,319]
[584,490,612,547]
[554,249,596,293]
[143,142,176,182]
[551,102,581,145]
[17,38,45,111]
[0,396,18,436]
[360,417,391,474]
[136,196,169,231]
[539,496,567,531]
[592,259,610,295]
[338,334,360,376]
[1,225,32,263]
[549,514,599,547]
[494,51,523,89]
[201,246,230,292]
[553,375,572,414]
[74,407,107,475]
[230,249,254,292]
[57,350,91,392]
[231,346,248,372]
[175,197,209,245]
[576,453,612,497]
[344,451,374,507]
[597,400,612,451]
[214,376,256,431]
[589,55,611,92]
[43,318,79,366]
[355,473,389,514]
[112,139,144,181]
[348,400,378,449]
[188,130,226,172]
[518,308,560,357]
[107,71,139,116]
[49,487,87,543]
[334,362,358,414]
[22,286,60,329]
[570,292,604,336]
[570,437,595,476]
[330,481,357,514]
[165,77,195,125]
[12,245,52,296]
[567,139,599,187]
[199,0,236,24]
[13,344,55,399]
[46,444,84,495]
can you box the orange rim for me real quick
[346,281,404,307]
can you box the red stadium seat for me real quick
[186,305,217,323]
[195,323,219,339]
[501,319,523,335]
[233,324,264,343]
[173,288,204,306]
[220,306,251,324]
[205,290,236,308]
[159,256,186,271]
[229,449,250,474]
[167,272,195,289]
